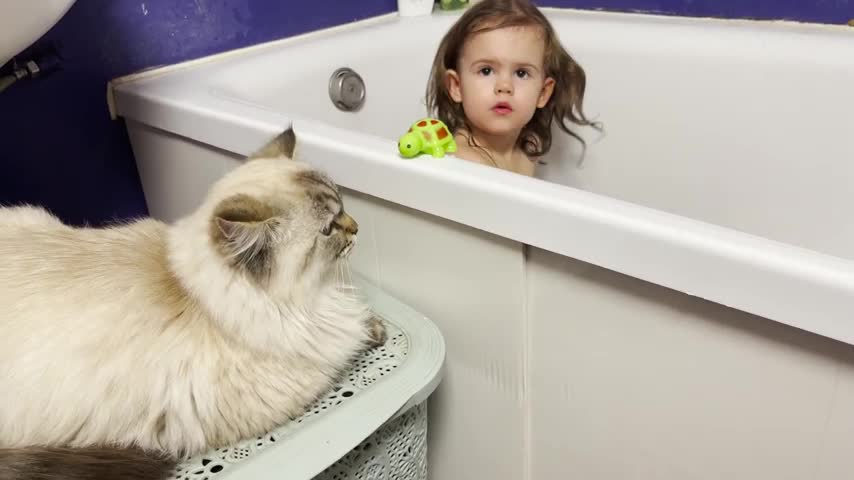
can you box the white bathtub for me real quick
[110,9,854,480]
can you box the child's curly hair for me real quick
[426,0,600,159]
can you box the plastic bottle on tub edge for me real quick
[397,0,435,16]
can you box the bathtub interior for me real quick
[204,10,854,261]
[208,16,441,140]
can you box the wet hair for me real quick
[426,0,601,160]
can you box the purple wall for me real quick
[0,0,397,226]
[543,0,852,24]
[0,0,850,225]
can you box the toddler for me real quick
[426,0,598,176]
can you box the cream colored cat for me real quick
[0,129,385,479]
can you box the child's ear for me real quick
[537,77,556,108]
[445,69,463,103]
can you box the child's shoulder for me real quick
[513,152,537,177]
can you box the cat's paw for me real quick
[365,315,387,349]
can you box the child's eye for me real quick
[478,67,493,76]
[515,69,531,79]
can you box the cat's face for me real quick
[207,158,358,293]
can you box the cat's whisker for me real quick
[340,261,351,286]
[340,263,360,303]
[344,261,355,288]
[336,261,350,292]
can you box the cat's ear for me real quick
[249,128,297,160]
[211,194,283,280]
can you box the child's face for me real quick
[446,25,555,140]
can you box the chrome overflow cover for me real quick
[329,67,366,112]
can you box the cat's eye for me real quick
[320,222,334,236]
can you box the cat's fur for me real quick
[0,129,384,479]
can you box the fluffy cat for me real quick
[0,129,385,479]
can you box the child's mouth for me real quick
[492,103,513,115]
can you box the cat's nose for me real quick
[339,212,358,235]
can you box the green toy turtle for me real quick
[398,118,457,158]
[440,0,470,10]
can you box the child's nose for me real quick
[495,76,513,95]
